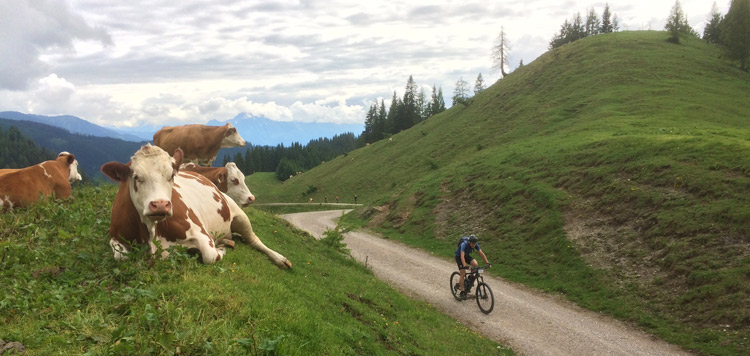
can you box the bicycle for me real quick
[450,265,494,314]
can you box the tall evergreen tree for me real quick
[474,73,486,95]
[666,0,697,43]
[703,2,724,44]
[376,99,387,137]
[722,0,750,70]
[416,87,427,122]
[386,91,401,134]
[585,8,601,36]
[601,3,614,33]
[397,75,419,132]
[452,77,469,106]
[492,26,511,77]
[429,85,446,117]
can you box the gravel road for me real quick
[280,210,694,356]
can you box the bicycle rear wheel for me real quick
[475,282,494,314]
[450,272,462,301]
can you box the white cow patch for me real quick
[39,162,52,179]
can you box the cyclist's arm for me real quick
[460,250,467,267]
[478,249,489,265]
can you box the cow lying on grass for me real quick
[0,152,80,210]
[153,123,246,166]
[181,162,255,207]
[101,144,291,268]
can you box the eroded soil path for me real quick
[281,210,694,356]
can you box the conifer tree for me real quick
[665,0,697,43]
[492,27,511,77]
[703,2,723,44]
[585,8,601,36]
[474,73,486,95]
[601,3,614,33]
[386,91,401,134]
[722,0,750,70]
[452,77,469,106]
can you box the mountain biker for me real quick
[455,234,490,300]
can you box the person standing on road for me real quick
[455,234,490,299]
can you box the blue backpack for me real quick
[457,236,471,248]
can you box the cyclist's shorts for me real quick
[456,255,475,269]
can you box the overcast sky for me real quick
[0,0,726,128]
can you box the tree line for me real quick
[361,76,447,144]
[0,125,55,169]
[221,133,359,181]
[549,3,619,50]
[695,0,750,71]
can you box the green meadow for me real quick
[250,31,750,356]
[0,185,508,355]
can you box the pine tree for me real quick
[665,0,697,43]
[703,2,724,44]
[452,77,469,106]
[376,99,387,137]
[492,27,511,77]
[386,91,401,134]
[585,8,601,36]
[474,73,486,95]
[722,0,750,70]
[416,87,427,122]
[601,3,613,33]
[398,75,419,132]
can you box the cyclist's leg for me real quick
[455,255,466,292]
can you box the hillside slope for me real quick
[252,31,750,355]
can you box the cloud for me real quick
[0,0,111,90]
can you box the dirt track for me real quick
[281,210,694,356]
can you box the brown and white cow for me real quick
[101,144,290,268]
[153,123,246,166]
[180,162,255,207]
[0,152,81,182]
[0,152,80,210]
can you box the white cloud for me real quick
[0,0,730,130]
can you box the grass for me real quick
[0,184,511,355]
[249,31,750,355]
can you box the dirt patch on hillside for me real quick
[563,196,666,288]
[433,184,493,240]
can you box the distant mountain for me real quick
[0,111,365,148]
[0,111,144,142]
[208,113,364,147]
[0,118,146,180]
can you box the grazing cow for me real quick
[101,144,290,268]
[0,152,79,210]
[153,123,246,166]
[181,162,255,206]
[0,152,82,182]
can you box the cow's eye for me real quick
[133,174,141,183]
[232,178,240,185]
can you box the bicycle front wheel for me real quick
[450,272,462,301]
[475,282,494,314]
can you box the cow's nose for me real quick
[149,200,172,214]
[247,195,255,204]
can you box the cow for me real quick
[101,144,290,268]
[0,152,80,210]
[180,162,255,206]
[0,152,82,182]
[152,123,246,166]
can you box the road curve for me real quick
[280,210,694,356]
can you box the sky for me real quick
[0,0,727,129]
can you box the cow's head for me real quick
[102,144,183,222]
[58,152,82,182]
[220,123,246,148]
[224,162,255,207]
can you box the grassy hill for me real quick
[249,31,750,355]
[0,185,507,355]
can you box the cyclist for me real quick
[455,234,490,300]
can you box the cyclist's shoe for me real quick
[460,291,467,300]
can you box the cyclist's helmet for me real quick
[469,234,478,243]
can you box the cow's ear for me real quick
[101,162,131,182]
[226,127,237,136]
[217,171,227,183]
[66,154,75,165]
[172,148,184,171]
